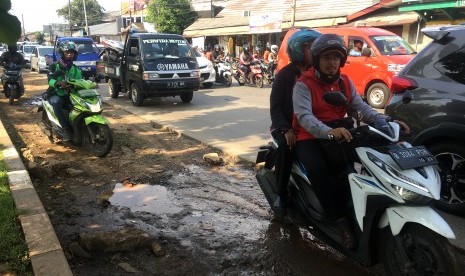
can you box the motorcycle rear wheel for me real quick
[85,123,113,158]
[382,223,459,276]
[8,87,18,105]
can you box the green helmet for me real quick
[58,41,78,59]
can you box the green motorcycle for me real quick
[38,78,113,157]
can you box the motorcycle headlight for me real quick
[391,184,432,204]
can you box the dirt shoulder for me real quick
[0,71,280,275]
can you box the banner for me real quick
[130,0,149,11]
[249,12,282,34]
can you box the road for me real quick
[97,80,465,254]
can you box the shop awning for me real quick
[345,11,419,27]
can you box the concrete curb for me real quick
[0,119,72,276]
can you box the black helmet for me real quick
[243,44,250,52]
[310,34,347,69]
[7,44,18,52]
[58,41,78,60]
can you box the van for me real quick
[52,37,101,81]
[277,27,416,108]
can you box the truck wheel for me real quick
[108,79,120,99]
[367,83,389,109]
[130,83,144,106]
[180,91,193,103]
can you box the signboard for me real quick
[249,12,282,34]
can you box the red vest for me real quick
[292,69,352,141]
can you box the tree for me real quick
[146,0,197,34]
[0,0,21,44]
[56,0,104,29]
[35,32,45,44]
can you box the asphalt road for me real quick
[97,80,465,253]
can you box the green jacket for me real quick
[48,63,82,96]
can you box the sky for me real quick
[10,0,123,33]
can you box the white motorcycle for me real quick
[256,91,459,275]
[214,61,232,87]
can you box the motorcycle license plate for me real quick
[388,146,437,170]
[167,81,185,88]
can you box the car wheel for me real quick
[130,83,144,106]
[180,91,193,103]
[429,142,465,215]
[202,82,213,89]
[367,83,389,109]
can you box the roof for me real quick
[184,0,375,37]
[344,10,419,27]
[89,22,120,36]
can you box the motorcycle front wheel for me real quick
[8,87,19,105]
[382,223,459,276]
[225,75,232,87]
[254,76,264,88]
[85,123,113,158]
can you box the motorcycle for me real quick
[1,62,24,105]
[38,75,113,158]
[214,61,232,87]
[255,91,460,275]
[259,59,274,85]
[234,61,264,88]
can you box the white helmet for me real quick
[271,45,278,54]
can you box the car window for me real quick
[38,47,53,56]
[370,35,415,55]
[74,41,99,54]
[434,46,465,85]
[23,45,36,54]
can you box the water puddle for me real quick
[110,183,183,214]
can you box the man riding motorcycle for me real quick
[239,44,254,83]
[0,44,25,94]
[47,41,82,141]
[267,45,278,79]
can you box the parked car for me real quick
[277,26,416,108]
[385,24,465,215]
[30,46,54,73]
[18,43,39,68]
[194,50,216,88]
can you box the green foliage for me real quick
[35,32,45,44]
[0,151,31,275]
[146,0,197,34]
[56,0,104,28]
[0,0,21,44]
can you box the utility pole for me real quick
[21,14,26,41]
[82,0,89,35]
[291,0,296,27]
[211,0,213,18]
[68,0,72,36]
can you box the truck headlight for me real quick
[190,70,200,77]
[143,72,160,80]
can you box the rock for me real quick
[79,228,152,253]
[150,242,165,257]
[203,153,223,166]
[68,242,91,258]
[118,262,138,273]
[21,149,34,163]
[66,168,84,176]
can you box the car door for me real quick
[342,36,373,95]
[31,47,38,70]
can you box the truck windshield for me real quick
[73,41,99,55]
[142,38,195,60]
[370,35,415,56]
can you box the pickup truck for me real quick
[98,32,200,106]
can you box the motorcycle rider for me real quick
[0,44,25,94]
[263,43,271,65]
[48,41,82,142]
[267,45,278,79]
[292,34,409,249]
[270,29,321,218]
[239,44,254,83]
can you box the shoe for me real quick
[59,128,71,142]
[273,196,287,219]
[336,217,356,250]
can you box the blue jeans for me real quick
[49,95,69,129]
